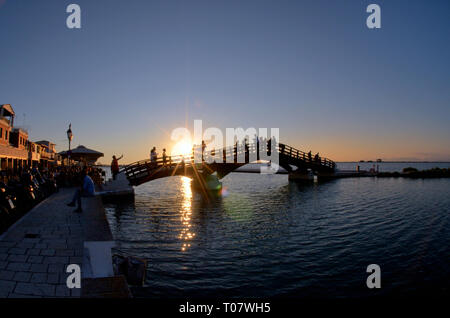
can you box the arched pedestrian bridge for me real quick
[122,141,336,187]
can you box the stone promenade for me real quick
[0,189,91,297]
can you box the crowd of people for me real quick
[0,164,106,189]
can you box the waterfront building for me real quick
[0,104,28,172]
[0,104,60,173]
[36,140,60,168]
[28,141,42,168]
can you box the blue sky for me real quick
[1,0,449,162]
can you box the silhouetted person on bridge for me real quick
[150,147,157,165]
[314,153,320,163]
[308,151,312,162]
[111,154,123,180]
[162,148,167,166]
[201,140,206,161]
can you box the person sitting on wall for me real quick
[66,167,95,213]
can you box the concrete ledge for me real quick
[82,197,113,242]
[83,241,115,278]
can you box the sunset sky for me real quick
[1,0,449,163]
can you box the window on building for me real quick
[0,128,2,138]
[5,131,8,140]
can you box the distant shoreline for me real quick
[96,161,450,166]
[336,161,450,164]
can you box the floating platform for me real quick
[97,173,134,202]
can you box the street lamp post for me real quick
[67,123,73,165]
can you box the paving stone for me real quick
[0,261,7,270]
[0,280,16,295]
[40,249,56,256]
[34,283,56,296]
[23,238,40,244]
[27,255,43,263]
[55,284,71,297]
[74,249,84,257]
[43,256,69,264]
[8,254,28,262]
[71,287,81,297]
[0,241,16,248]
[7,262,31,271]
[30,273,47,283]
[67,240,84,249]
[16,242,35,249]
[0,270,15,280]
[8,247,27,255]
[13,272,32,282]
[69,256,83,264]
[14,282,55,296]
[47,273,59,284]
[60,272,69,284]
[30,263,48,273]
[8,293,42,298]
[48,242,67,249]
[56,249,74,257]
[47,263,64,273]
[34,243,47,249]
[27,249,41,256]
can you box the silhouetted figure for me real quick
[111,154,123,180]
[162,148,167,166]
[308,151,312,161]
[150,147,157,164]
[314,153,321,164]
[66,167,95,213]
[201,140,206,161]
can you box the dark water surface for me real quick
[104,171,450,298]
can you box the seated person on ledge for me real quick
[67,167,95,213]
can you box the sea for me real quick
[102,162,450,298]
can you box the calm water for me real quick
[103,165,450,298]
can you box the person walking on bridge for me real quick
[111,154,123,180]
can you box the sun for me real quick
[171,140,193,158]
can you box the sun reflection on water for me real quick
[179,176,195,251]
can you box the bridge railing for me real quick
[122,153,197,182]
[276,143,335,169]
[123,141,335,183]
